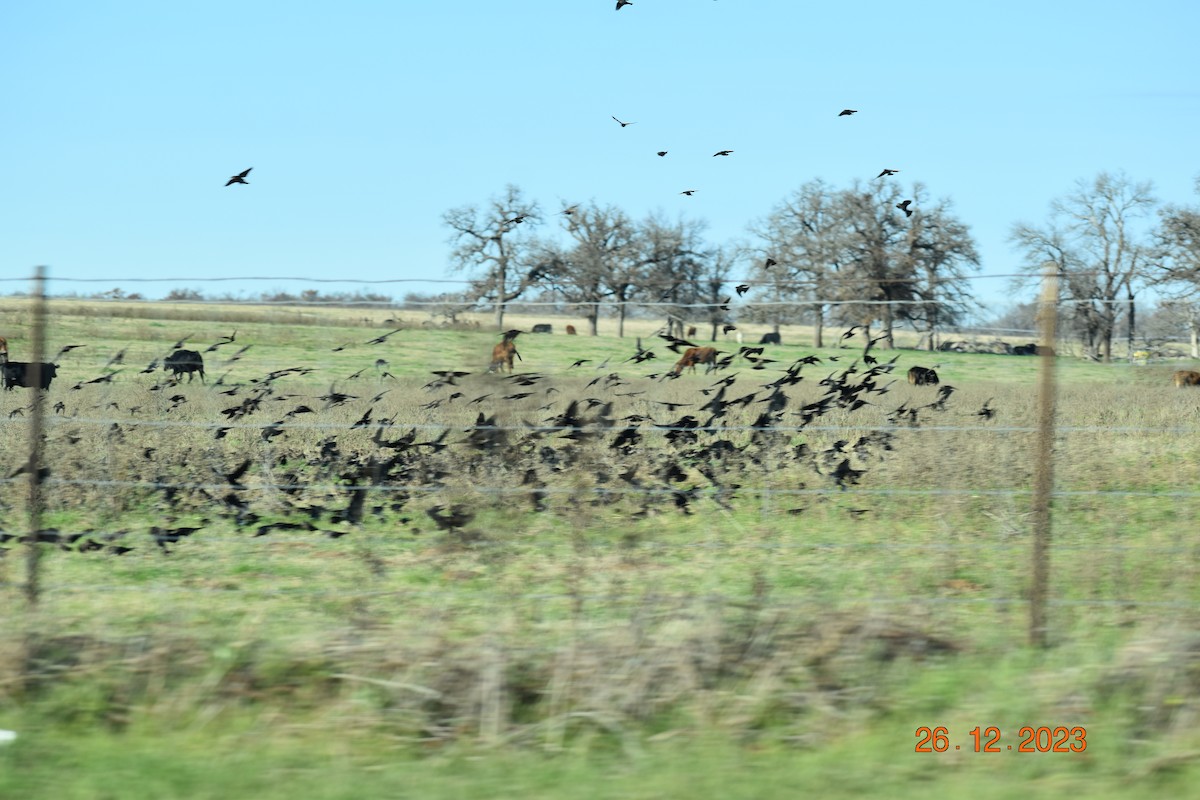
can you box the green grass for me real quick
[2,299,1200,796]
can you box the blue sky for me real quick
[3,1,1197,314]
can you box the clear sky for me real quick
[3,1,1197,314]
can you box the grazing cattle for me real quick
[2,361,58,391]
[907,366,939,386]
[672,346,719,375]
[164,349,205,383]
[490,340,520,373]
[565,325,577,335]
[687,326,698,338]
[1173,370,1200,388]
[531,324,553,334]
[759,332,782,345]
[0,336,6,364]
[1012,343,1037,356]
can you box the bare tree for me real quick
[536,203,637,336]
[1011,172,1157,361]
[695,246,737,341]
[636,215,709,338]
[442,185,544,331]
[835,180,917,349]
[1153,176,1200,356]
[747,179,843,347]
[896,185,981,350]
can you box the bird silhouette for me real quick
[876,168,900,178]
[364,329,402,345]
[225,168,252,186]
[838,109,858,116]
[897,200,914,217]
[656,150,668,157]
[612,115,635,126]
[712,150,733,157]
[735,284,750,296]
[680,189,697,196]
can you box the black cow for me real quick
[2,361,58,391]
[531,324,553,334]
[164,349,205,383]
[907,366,939,386]
[759,332,782,345]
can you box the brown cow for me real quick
[907,366,939,386]
[686,326,698,338]
[1173,369,1200,387]
[490,340,520,373]
[565,325,577,335]
[0,336,6,365]
[672,346,718,375]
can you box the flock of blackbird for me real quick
[0,321,970,558]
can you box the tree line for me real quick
[442,173,1200,360]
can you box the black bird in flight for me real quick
[838,109,858,117]
[876,168,900,178]
[225,168,252,186]
[680,189,697,196]
[764,257,777,269]
[656,151,668,157]
[735,284,750,296]
[561,204,579,216]
[896,199,914,217]
[612,115,635,127]
[364,329,403,345]
[616,0,633,9]
[712,150,733,157]
[54,344,85,359]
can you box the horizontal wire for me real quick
[0,294,1158,310]
[16,582,1198,610]
[12,529,1198,557]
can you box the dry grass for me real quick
[1,302,1200,760]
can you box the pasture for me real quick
[2,299,1200,796]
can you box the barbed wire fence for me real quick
[2,267,1198,647]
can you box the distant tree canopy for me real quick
[441,182,980,342]
[746,179,979,349]
[1011,171,1157,362]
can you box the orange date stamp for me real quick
[915,726,1087,753]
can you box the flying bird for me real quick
[838,109,858,117]
[876,168,900,178]
[616,0,633,8]
[612,115,635,127]
[656,150,668,157]
[735,284,750,296]
[364,329,403,345]
[561,204,579,216]
[764,257,777,269]
[896,199,914,217]
[680,189,697,196]
[225,168,252,186]
[712,150,733,157]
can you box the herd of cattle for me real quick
[3,331,1198,394]
[0,336,207,391]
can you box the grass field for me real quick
[2,298,1200,796]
